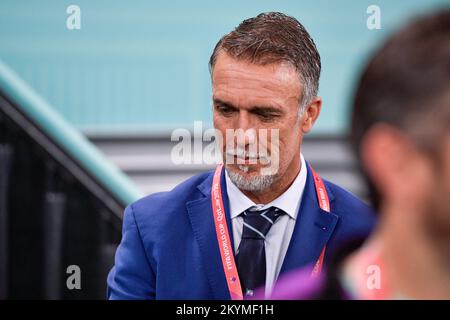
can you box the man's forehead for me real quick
[212,52,302,106]
[212,52,299,85]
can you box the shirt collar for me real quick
[225,154,307,220]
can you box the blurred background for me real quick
[0,0,448,299]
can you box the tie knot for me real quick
[241,206,283,239]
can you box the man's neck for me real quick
[354,204,450,299]
[241,156,301,205]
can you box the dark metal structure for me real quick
[0,62,141,299]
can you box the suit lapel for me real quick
[280,163,339,274]
[186,167,233,300]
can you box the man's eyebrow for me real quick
[248,106,283,115]
[213,98,238,110]
[213,98,283,114]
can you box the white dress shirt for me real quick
[225,154,307,297]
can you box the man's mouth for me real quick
[233,155,260,165]
[225,148,271,166]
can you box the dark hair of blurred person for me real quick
[347,9,450,299]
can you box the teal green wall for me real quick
[0,0,448,134]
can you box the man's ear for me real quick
[360,124,416,201]
[301,97,322,133]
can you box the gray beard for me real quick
[226,167,277,192]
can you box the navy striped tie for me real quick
[236,206,283,297]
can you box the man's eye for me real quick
[258,113,276,122]
[216,105,234,115]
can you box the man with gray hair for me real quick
[107,12,375,300]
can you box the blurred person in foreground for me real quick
[259,10,450,300]
[107,12,376,300]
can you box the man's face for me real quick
[211,51,304,191]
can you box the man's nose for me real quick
[236,110,251,131]
[235,111,257,148]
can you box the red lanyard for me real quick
[309,165,330,276]
[211,164,243,300]
[211,163,330,300]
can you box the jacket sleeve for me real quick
[107,204,156,299]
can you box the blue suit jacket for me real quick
[107,164,376,299]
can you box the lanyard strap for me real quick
[309,164,330,276]
[211,163,330,300]
[211,164,243,300]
